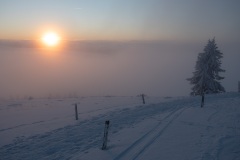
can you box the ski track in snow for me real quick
[113,106,189,160]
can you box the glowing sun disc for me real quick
[42,32,60,46]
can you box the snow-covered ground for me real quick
[0,93,239,160]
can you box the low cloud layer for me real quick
[0,40,239,99]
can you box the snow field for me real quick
[0,93,240,160]
[0,96,174,147]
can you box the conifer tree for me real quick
[187,38,225,96]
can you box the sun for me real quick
[41,32,60,47]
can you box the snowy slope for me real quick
[1,96,175,147]
[0,93,239,160]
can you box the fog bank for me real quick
[0,40,239,99]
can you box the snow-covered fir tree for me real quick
[187,38,225,95]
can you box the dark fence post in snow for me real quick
[141,94,145,104]
[75,104,78,120]
[238,81,240,93]
[102,120,110,150]
[201,93,205,108]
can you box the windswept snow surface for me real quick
[0,93,240,160]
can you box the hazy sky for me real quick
[0,0,240,98]
[1,0,240,42]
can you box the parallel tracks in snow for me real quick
[114,106,189,160]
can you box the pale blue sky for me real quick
[0,0,240,42]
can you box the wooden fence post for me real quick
[75,104,78,120]
[141,94,145,104]
[102,120,110,150]
[238,81,240,93]
[201,93,205,108]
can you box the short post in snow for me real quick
[75,104,78,120]
[102,120,110,150]
[238,81,240,93]
[201,93,205,108]
[141,94,145,104]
